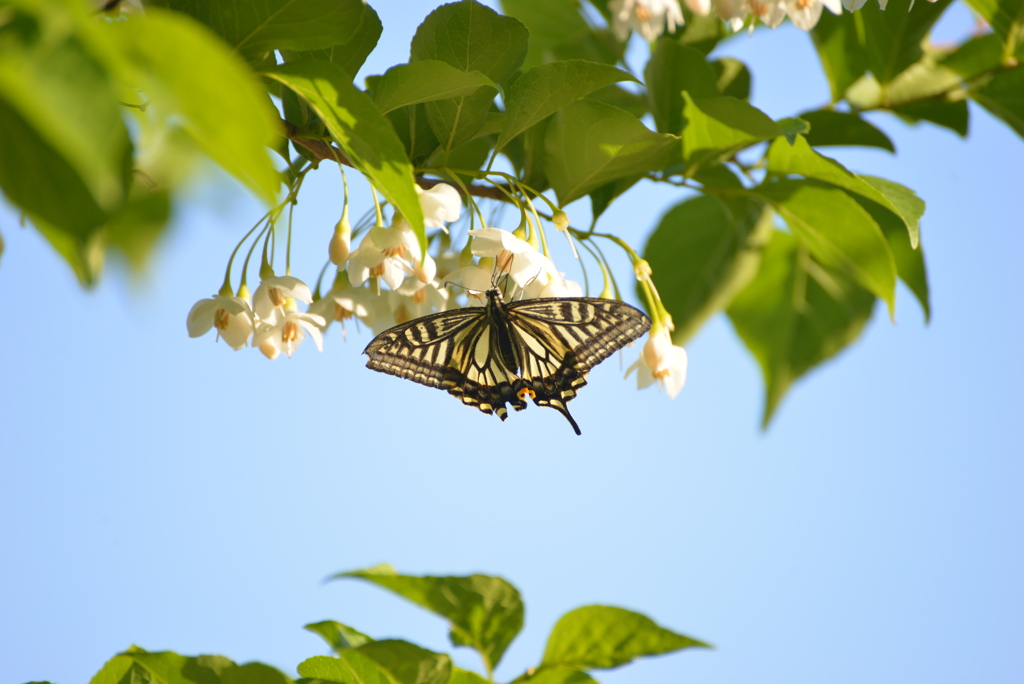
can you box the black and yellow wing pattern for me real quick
[363,289,651,435]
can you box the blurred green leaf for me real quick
[961,0,1024,53]
[752,179,897,317]
[122,651,231,684]
[447,668,491,684]
[497,60,635,150]
[765,135,920,247]
[884,59,962,106]
[645,40,720,135]
[514,669,599,684]
[373,61,497,115]
[681,94,782,172]
[859,0,954,84]
[33,214,105,286]
[728,231,876,427]
[411,0,528,155]
[810,9,868,101]
[541,605,709,670]
[87,654,135,684]
[108,9,280,205]
[589,175,643,222]
[675,10,727,55]
[147,0,364,58]
[501,0,621,69]
[545,99,678,205]
[798,110,895,152]
[221,663,292,684]
[357,640,451,684]
[265,62,425,251]
[298,653,393,684]
[283,4,382,78]
[105,184,172,273]
[336,566,523,673]
[970,65,1024,137]
[643,194,773,343]
[939,33,1004,79]
[586,84,648,119]
[711,58,751,100]
[892,94,969,135]
[305,621,374,655]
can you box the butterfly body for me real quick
[363,289,651,435]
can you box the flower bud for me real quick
[552,210,570,232]
[329,210,352,265]
[634,259,653,281]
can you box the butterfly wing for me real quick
[505,297,652,433]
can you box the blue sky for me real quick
[1,2,1021,684]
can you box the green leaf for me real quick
[88,654,136,684]
[961,0,1024,54]
[357,640,451,684]
[752,179,897,317]
[970,65,1024,137]
[777,117,811,143]
[297,653,393,684]
[847,191,931,321]
[123,651,233,684]
[884,59,962,107]
[681,94,782,173]
[544,99,678,205]
[0,97,109,238]
[514,669,599,684]
[645,40,720,135]
[810,9,869,101]
[387,103,443,166]
[540,605,709,670]
[264,62,425,250]
[586,84,648,119]
[336,566,524,673]
[501,0,616,70]
[711,58,751,100]
[105,184,172,273]
[798,110,895,152]
[939,33,1004,80]
[373,61,497,115]
[147,0,365,58]
[447,668,491,684]
[892,94,969,135]
[643,194,773,343]
[33,214,105,287]
[860,0,955,84]
[589,175,644,222]
[283,4,383,78]
[728,232,876,427]
[765,135,920,247]
[497,60,635,150]
[107,9,281,205]
[305,621,374,654]
[675,10,727,55]
[411,0,528,155]
[220,663,293,684]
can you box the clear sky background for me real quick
[1,2,1022,683]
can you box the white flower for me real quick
[347,219,421,290]
[389,277,449,324]
[416,183,462,228]
[609,0,685,41]
[468,227,558,290]
[252,275,313,321]
[444,265,496,305]
[186,295,254,350]
[842,0,868,9]
[307,280,374,339]
[784,0,840,30]
[252,303,326,359]
[626,327,688,399]
[685,0,713,15]
[523,272,583,300]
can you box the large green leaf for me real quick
[357,640,451,684]
[501,0,618,69]
[892,94,970,135]
[147,0,364,58]
[939,33,1005,80]
[497,60,635,150]
[298,653,394,684]
[642,194,773,343]
[0,0,131,218]
[961,0,1024,54]
[540,606,709,671]
[108,9,280,205]
[264,62,425,250]
[305,621,374,654]
[335,566,523,674]
[411,0,528,155]
[513,669,599,684]
[798,110,895,152]
[765,135,920,247]
[859,0,955,84]
[106,184,172,273]
[711,57,751,101]
[681,94,782,173]
[283,4,383,78]
[645,40,720,135]
[220,662,293,684]
[88,654,136,684]
[122,650,234,684]
[447,668,491,684]
[810,9,868,101]
[751,179,897,317]
[970,65,1024,137]
[373,61,497,115]
[545,99,678,205]
[728,232,876,427]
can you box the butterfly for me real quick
[363,288,651,435]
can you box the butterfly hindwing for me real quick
[363,291,651,434]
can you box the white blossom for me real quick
[186,295,254,350]
[252,275,313,321]
[609,0,685,41]
[784,0,841,30]
[416,183,462,228]
[468,227,558,290]
[626,327,688,399]
[347,219,421,290]
[252,304,326,359]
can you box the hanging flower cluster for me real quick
[186,169,688,403]
[609,0,928,36]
